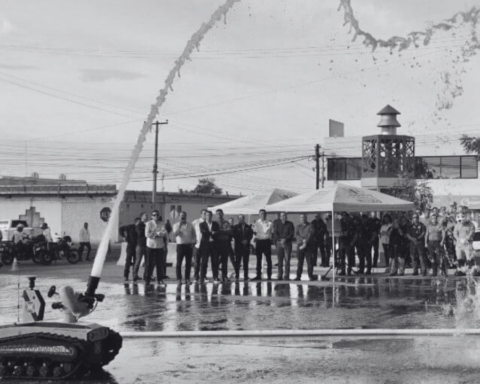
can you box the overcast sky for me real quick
[0,0,479,194]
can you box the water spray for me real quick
[86,0,242,298]
[338,0,480,111]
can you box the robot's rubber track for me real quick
[101,329,123,367]
[0,330,122,380]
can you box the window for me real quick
[415,156,477,179]
[329,156,478,180]
[327,158,362,180]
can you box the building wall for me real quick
[0,198,62,234]
[0,189,239,245]
[61,198,116,245]
[118,202,163,229]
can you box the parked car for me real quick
[0,220,42,241]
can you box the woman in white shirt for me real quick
[379,214,393,273]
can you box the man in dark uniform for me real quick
[356,214,373,275]
[368,212,381,268]
[215,209,233,283]
[273,212,295,280]
[119,218,140,282]
[349,213,362,272]
[406,213,427,276]
[311,214,329,267]
[338,212,356,276]
[232,214,254,281]
[295,214,315,281]
[133,212,148,282]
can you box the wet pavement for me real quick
[1,259,480,382]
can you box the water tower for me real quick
[361,105,415,189]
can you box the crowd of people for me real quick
[118,204,479,286]
[338,206,478,277]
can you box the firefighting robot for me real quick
[0,276,122,380]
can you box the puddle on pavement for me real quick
[1,275,480,333]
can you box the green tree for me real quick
[382,172,433,212]
[460,134,480,160]
[192,178,222,195]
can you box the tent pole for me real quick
[332,210,335,281]
[331,210,335,307]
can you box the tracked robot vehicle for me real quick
[0,276,122,380]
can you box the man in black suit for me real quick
[199,211,220,283]
[119,217,140,282]
[232,214,254,281]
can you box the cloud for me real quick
[79,69,146,83]
[0,63,35,70]
[0,16,14,35]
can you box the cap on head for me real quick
[41,223,48,229]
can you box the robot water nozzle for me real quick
[85,276,100,298]
[28,276,36,290]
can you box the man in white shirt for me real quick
[79,222,92,261]
[252,209,273,281]
[173,212,196,284]
[145,210,168,286]
[192,209,207,282]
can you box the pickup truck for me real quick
[0,220,42,241]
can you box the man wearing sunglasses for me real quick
[145,210,168,286]
[199,210,220,283]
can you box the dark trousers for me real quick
[371,237,379,267]
[199,242,218,280]
[123,243,137,279]
[338,237,354,272]
[317,239,328,267]
[234,244,250,279]
[428,240,443,274]
[255,239,272,278]
[145,247,165,284]
[410,242,427,273]
[325,236,332,264]
[382,243,391,268]
[276,240,292,278]
[79,242,92,260]
[357,242,372,273]
[297,247,314,279]
[133,245,146,279]
[176,244,193,280]
[216,241,231,279]
[193,247,201,280]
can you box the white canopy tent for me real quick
[267,183,415,280]
[209,188,298,217]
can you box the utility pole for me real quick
[321,151,325,188]
[152,120,169,206]
[315,144,320,190]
